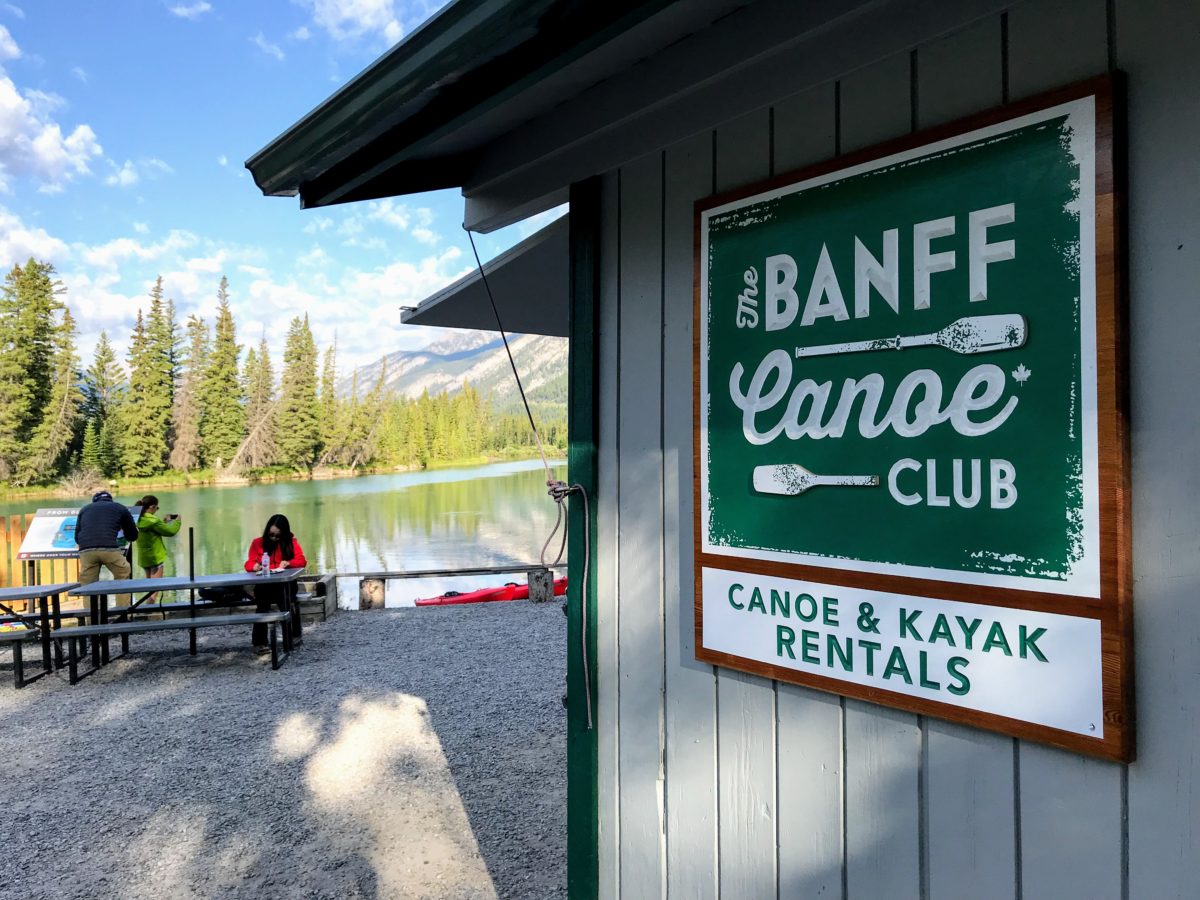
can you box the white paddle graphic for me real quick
[794,313,1027,359]
[753,464,879,496]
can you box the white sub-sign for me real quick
[701,567,1103,737]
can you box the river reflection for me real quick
[2,460,567,591]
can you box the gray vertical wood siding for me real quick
[592,0,1199,896]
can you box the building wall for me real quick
[591,0,1199,896]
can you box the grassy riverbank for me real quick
[0,447,564,503]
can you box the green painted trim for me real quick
[566,177,600,900]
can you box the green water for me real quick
[1,460,567,587]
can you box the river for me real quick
[0,460,568,605]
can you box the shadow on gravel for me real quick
[0,601,566,900]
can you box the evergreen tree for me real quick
[199,277,245,466]
[81,419,101,472]
[82,331,124,423]
[242,336,276,467]
[146,281,179,451]
[97,418,120,477]
[119,311,168,475]
[274,315,320,469]
[345,360,387,467]
[318,342,340,461]
[124,277,175,472]
[0,260,63,478]
[169,315,208,471]
[15,309,82,484]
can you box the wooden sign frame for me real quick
[692,74,1131,762]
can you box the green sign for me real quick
[700,97,1100,595]
[695,79,1132,762]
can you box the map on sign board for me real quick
[18,509,83,559]
[17,505,141,559]
[694,78,1131,761]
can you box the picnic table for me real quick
[0,583,79,687]
[69,569,308,670]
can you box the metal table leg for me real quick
[39,596,52,673]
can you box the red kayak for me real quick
[416,577,568,606]
[415,584,518,607]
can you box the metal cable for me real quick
[464,226,593,730]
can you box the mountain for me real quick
[339,330,569,411]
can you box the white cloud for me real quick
[293,0,419,46]
[132,221,149,234]
[2,5,24,20]
[217,154,228,166]
[302,215,333,234]
[252,32,285,61]
[0,76,103,193]
[70,66,88,85]
[105,160,138,187]
[168,2,212,20]
[103,157,173,188]
[411,206,437,244]
[0,23,19,60]
[80,229,197,271]
[290,25,311,40]
[297,245,330,268]
[0,205,68,267]
[368,197,409,230]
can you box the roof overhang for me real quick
[250,0,1013,232]
[248,0,689,212]
[400,214,568,336]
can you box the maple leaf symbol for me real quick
[1012,363,1032,385]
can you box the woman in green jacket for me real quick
[135,495,181,600]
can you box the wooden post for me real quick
[528,567,554,603]
[358,578,385,610]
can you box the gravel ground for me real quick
[0,601,567,900]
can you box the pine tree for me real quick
[345,360,387,467]
[119,311,168,475]
[242,336,276,468]
[0,260,63,478]
[169,316,208,471]
[318,342,340,461]
[83,331,124,423]
[147,281,179,452]
[199,277,245,467]
[81,419,101,472]
[97,418,120,477]
[129,276,175,470]
[275,315,320,469]
[15,308,82,485]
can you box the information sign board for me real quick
[17,509,83,560]
[694,77,1131,760]
[16,505,141,560]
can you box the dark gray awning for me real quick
[401,214,567,337]
[246,0,682,210]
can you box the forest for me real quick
[0,259,566,489]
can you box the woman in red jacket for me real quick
[244,514,307,650]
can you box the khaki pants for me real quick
[78,549,131,584]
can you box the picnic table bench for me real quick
[63,610,292,684]
[0,627,41,688]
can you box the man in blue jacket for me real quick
[75,491,139,585]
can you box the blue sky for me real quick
[0,0,562,371]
